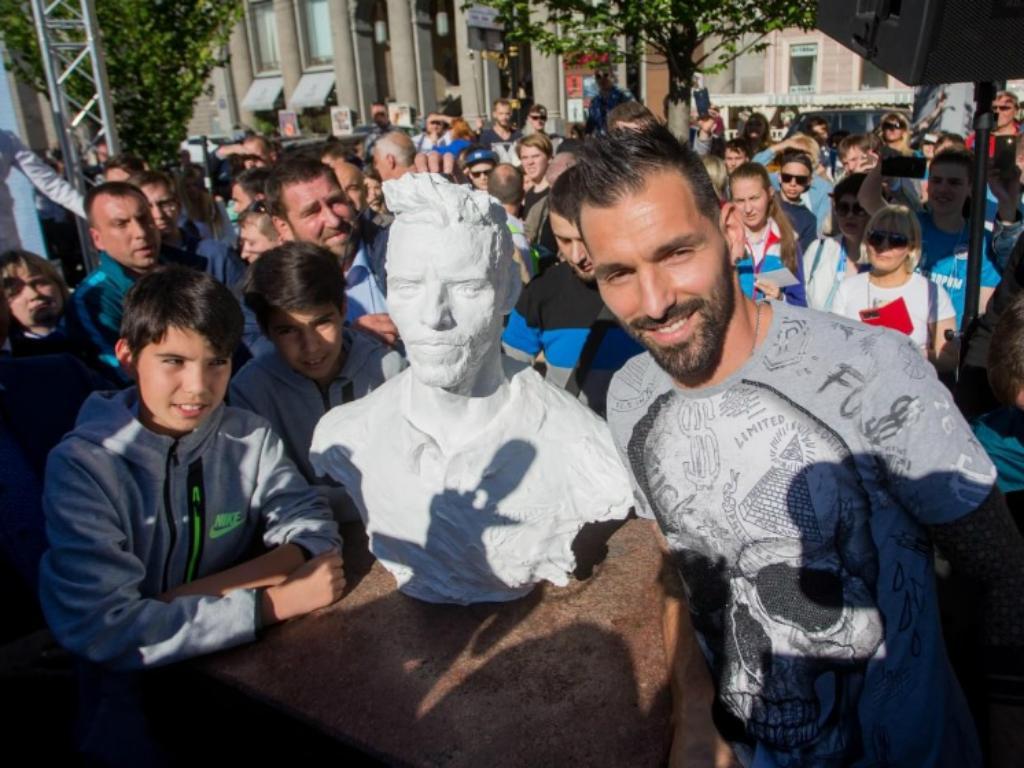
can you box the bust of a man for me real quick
[311,174,632,604]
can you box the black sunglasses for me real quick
[246,199,268,214]
[835,202,866,216]
[468,168,493,179]
[780,172,810,185]
[867,229,910,249]
[881,121,905,131]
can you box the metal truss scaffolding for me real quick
[30,0,119,270]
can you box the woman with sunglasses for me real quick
[729,162,807,306]
[803,174,871,311]
[878,112,916,157]
[833,205,957,371]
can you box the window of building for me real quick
[860,59,889,90]
[302,0,334,66]
[788,43,817,93]
[251,1,280,72]
[735,50,766,94]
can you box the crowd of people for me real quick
[2,83,1024,767]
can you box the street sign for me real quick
[466,5,503,30]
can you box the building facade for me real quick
[187,0,567,136]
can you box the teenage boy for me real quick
[232,242,405,521]
[40,265,343,680]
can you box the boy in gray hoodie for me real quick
[39,266,344,761]
[231,242,405,521]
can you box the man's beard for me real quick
[625,254,735,386]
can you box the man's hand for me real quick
[261,550,345,624]
[696,112,717,140]
[353,312,399,346]
[988,157,1022,222]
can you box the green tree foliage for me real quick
[486,0,816,137]
[0,0,243,166]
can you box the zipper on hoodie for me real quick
[183,459,206,583]
[160,441,180,592]
[321,380,354,412]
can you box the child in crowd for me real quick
[232,242,405,521]
[974,292,1024,530]
[0,249,72,357]
[237,207,281,264]
[39,264,342,672]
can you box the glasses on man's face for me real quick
[867,229,910,250]
[882,122,905,132]
[468,168,493,179]
[994,104,1016,112]
[780,173,810,186]
[529,114,546,121]
[835,201,866,217]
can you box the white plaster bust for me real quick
[310,173,632,604]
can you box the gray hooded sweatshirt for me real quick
[38,388,340,670]
[230,328,405,520]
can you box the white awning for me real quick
[289,71,335,110]
[241,76,284,112]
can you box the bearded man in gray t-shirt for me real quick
[575,125,1024,768]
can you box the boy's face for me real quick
[115,327,231,438]
[266,303,346,388]
[724,148,747,173]
[927,162,970,219]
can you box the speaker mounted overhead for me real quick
[816,0,1024,85]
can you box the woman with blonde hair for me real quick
[700,154,728,202]
[832,205,956,370]
[728,162,807,306]
[878,112,915,156]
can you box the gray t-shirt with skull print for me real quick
[607,303,991,767]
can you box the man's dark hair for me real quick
[121,265,243,356]
[607,101,657,132]
[575,124,720,226]
[265,156,338,219]
[130,169,175,192]
[931,148,973,175]
[233,166,271,201]
[487,164,524,207]
[84,181,149,222]
[724,138,750,157]
[989,292,1024,405]
[242,242,346,332]
[104,154,146,175]
[779,149,813,173]
[832,172,866,200]
[805,116,830,132]
[549,164,584,222]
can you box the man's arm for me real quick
[352,312,399,346]
[857,153,886,215]
[38,452,266,670]
[3,129,85,218]
[928,489,1024,768]
[161,544,345,626]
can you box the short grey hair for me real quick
[372,131,416,169]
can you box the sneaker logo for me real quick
[209,512,244,540]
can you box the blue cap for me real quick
[464,148,498,167]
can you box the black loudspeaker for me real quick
[817,0,1024,85]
